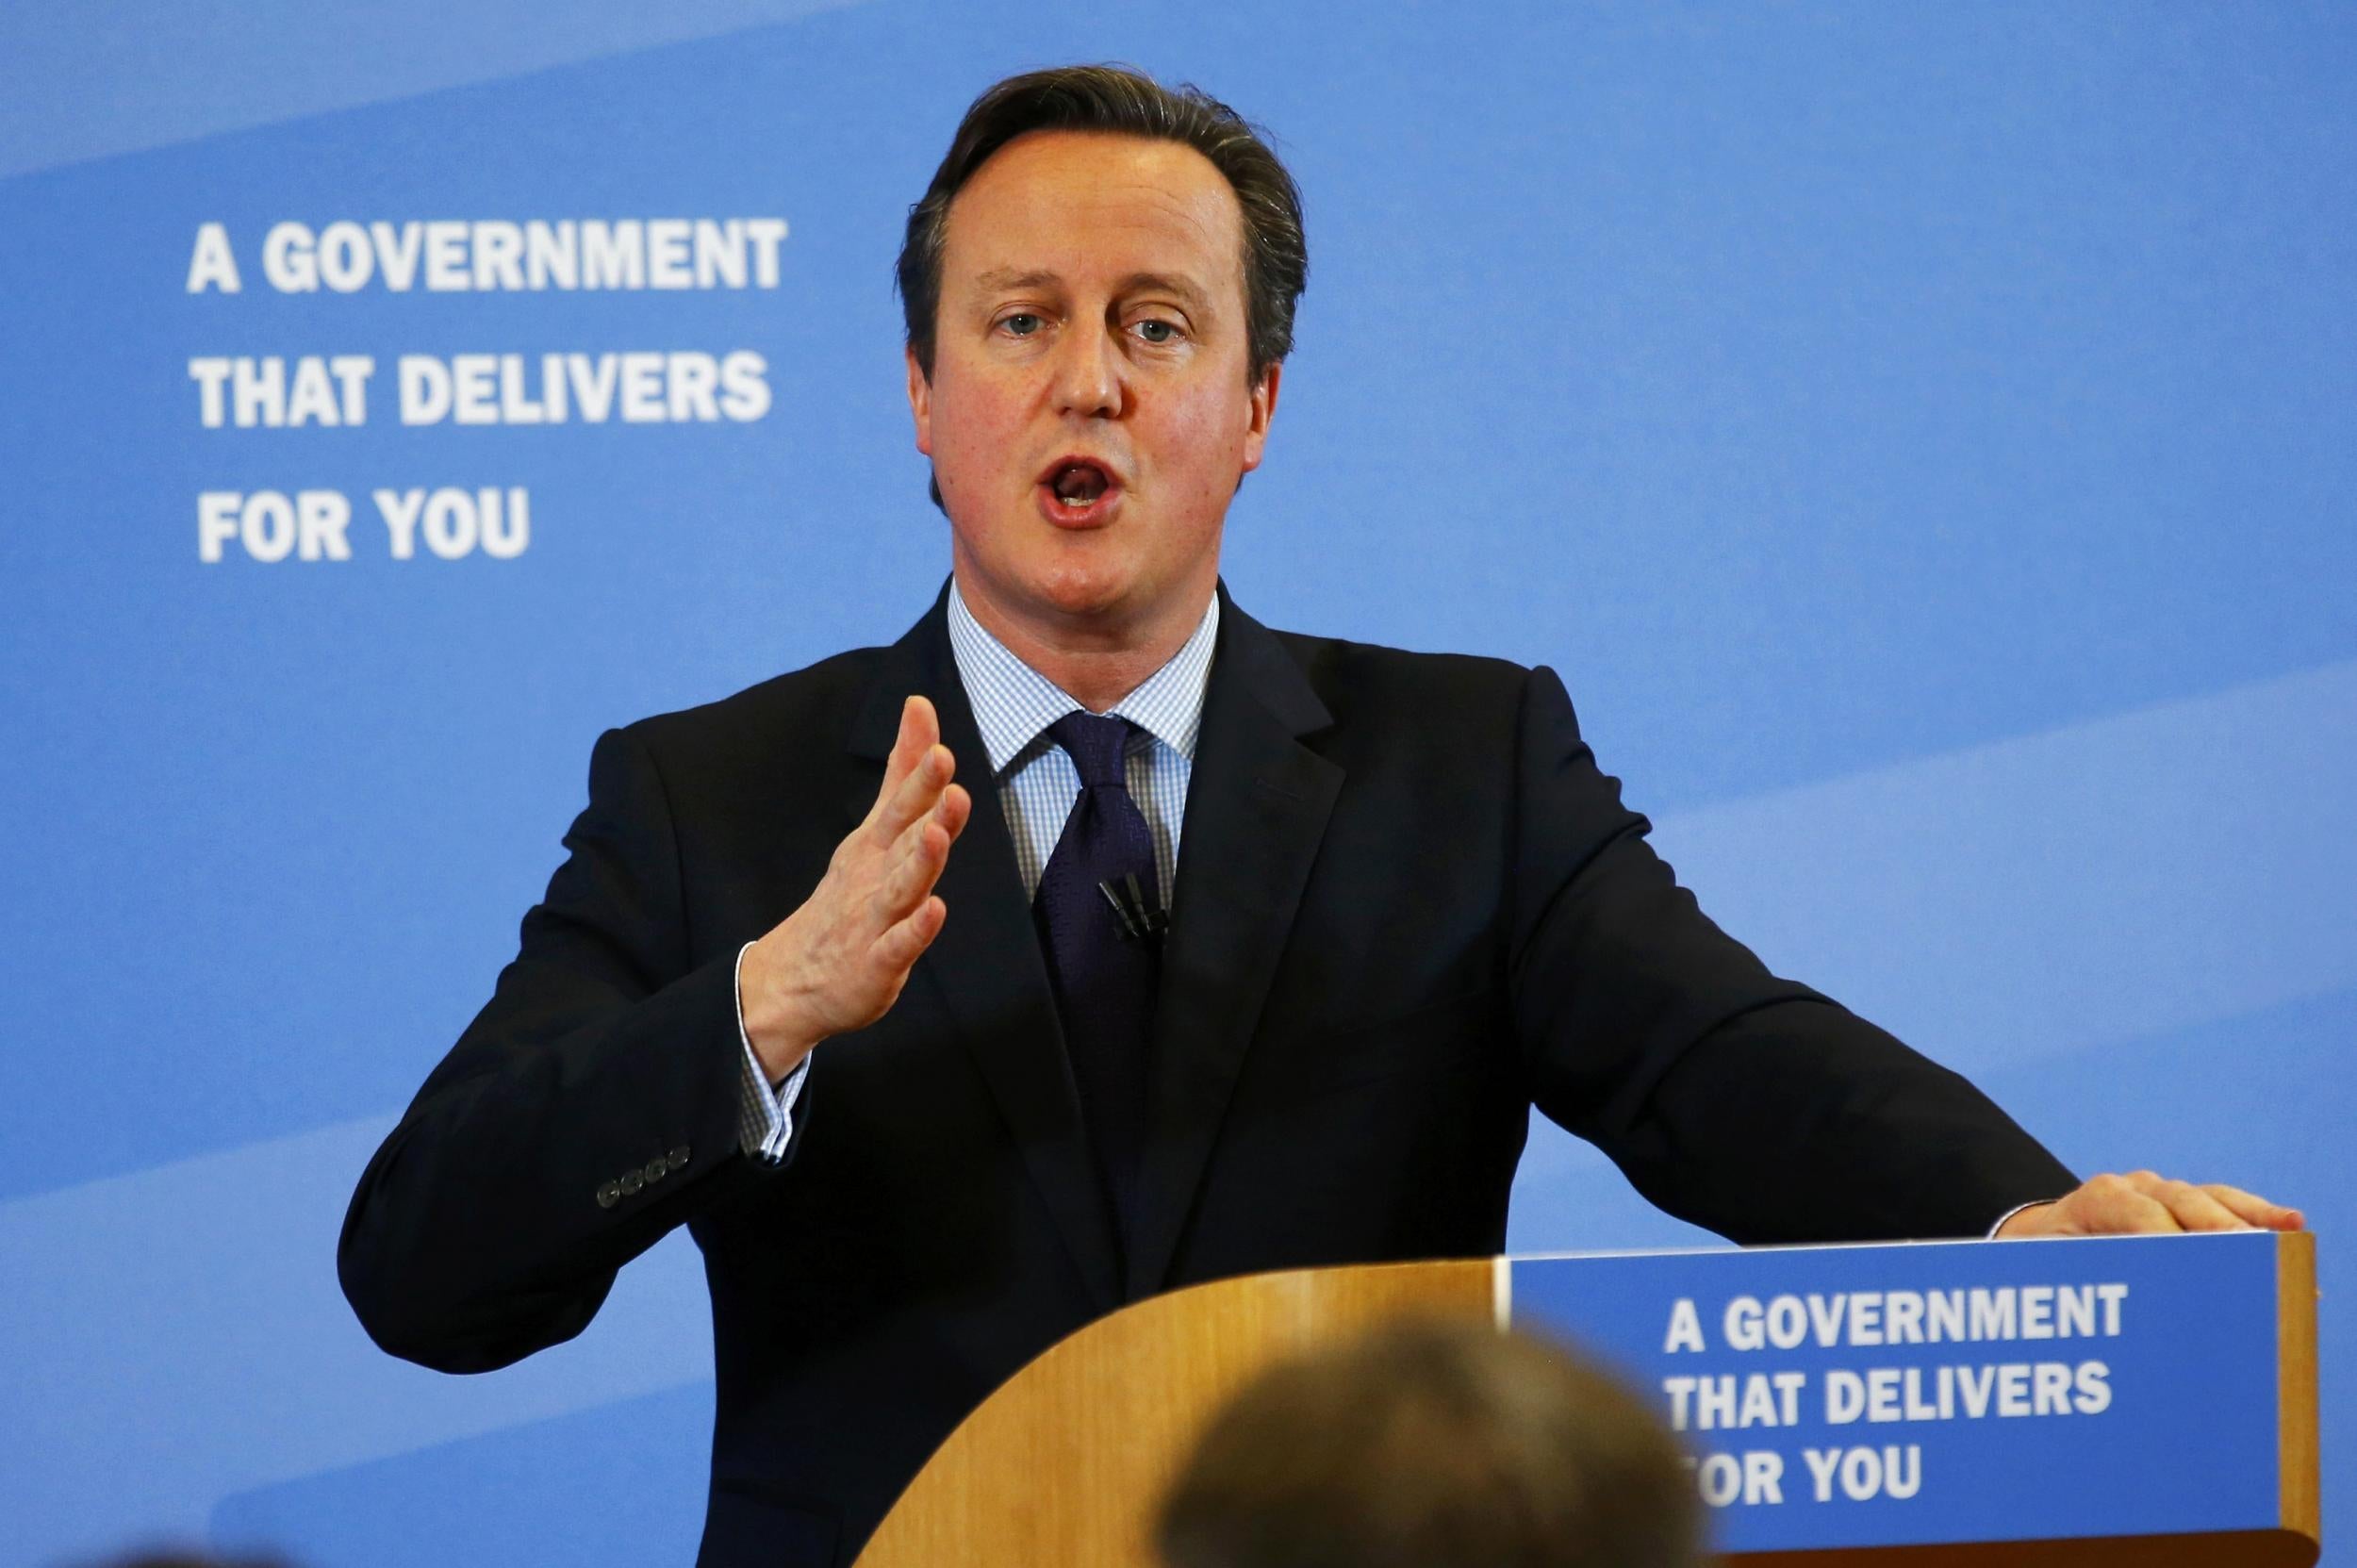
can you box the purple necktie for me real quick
[1032,711,1162,1259]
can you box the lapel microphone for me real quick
[1096,873,1168,947]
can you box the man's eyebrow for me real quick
[1113,272,1212,314]
[969,267,1062,295]
[964,267,1214,315]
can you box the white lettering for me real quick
[1663,1376,1695,1431]
[582,220,645,289]
[189,358,232,427]
[718,349,770,421]
[668,350,719,421]
[297,490,353,560]
[618,352,665,421]
[421,487,476,558]
[375,488,424,559]
[1743,1449,1785,1506]
[2074,1360,2112,1414]
[1723,1296,1763,1353]
[261,222,316,291]
[1695,1375,1737,1431]
[400,356,453,425]
[479,487,530,558]
[745,216,788,286]
[471,220,524,290]
[451,355,499,425]
[316,221,372,291]
[197,492,240,561]
[186,223,240,293]
[371,221,423,290]
[1825,1370,1863,1426]
[1802,1446,1841,1503]
[241,491,296,562]
[1996,1362,2033,1417]
[1696,1453,1741,1509]
[527,220,577,289]
[647,218,692,288]
[423,220,469,290]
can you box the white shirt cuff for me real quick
[1986,1198,2056,1238]
[733,941,809,1164]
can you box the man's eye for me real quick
[1000,313,1043,336]
[1134,320,1181,345]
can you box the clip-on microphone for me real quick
[1096,873,1168,947]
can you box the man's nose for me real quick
[1049,323,1123,419]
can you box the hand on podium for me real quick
[1995,1170,2304,1238]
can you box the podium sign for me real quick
[1509,1231,2316,1561]
[855,1232,2316,1567]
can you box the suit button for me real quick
[596,1181,620,1210]
[668,1145,690,1171]
[619,1169,644,1196]
[643,1158,668,1184]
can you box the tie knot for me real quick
[1047,711,1137,790]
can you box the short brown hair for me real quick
[897,64,1309,385]
[1156,1318,1704,1568]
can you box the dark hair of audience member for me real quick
[89,1551,296,1568]
[1156,1316,1704,1568]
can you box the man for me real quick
[1155,1318,1702,1568]
[339,65,2301,1568]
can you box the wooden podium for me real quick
[856,1233,2316,1568]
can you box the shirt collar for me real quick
[946,577,1220,777]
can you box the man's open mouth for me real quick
[1036,456,1122,521]
[1051,464,1109,503]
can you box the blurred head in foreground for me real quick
[91,1555,294,1568]
[1155,1317,1702,1568]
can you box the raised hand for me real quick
[737,695,973,1081]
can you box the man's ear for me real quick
[905,346,933,456]
[1240,360,1282,473]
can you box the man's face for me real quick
[907,129,1279,645]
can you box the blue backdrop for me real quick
[2,4,2349,1563]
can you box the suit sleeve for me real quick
[1506,666,2076,1244]
[338,725,803,1373]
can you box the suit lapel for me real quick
[849,588,1122,1312]
[1126,588,1342,1297]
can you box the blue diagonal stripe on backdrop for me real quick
[0,0,875,182]
[1647,654,2355,1074]
[0,1114,715,1568]
[2,655,2349,1563]
[1518,653,2357,1190]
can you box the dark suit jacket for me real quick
[338,583,2074,1567]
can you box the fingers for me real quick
[870,736,958,850]
[2201,1183,2304,1230]
[2054,1171,2299,1237]
[935,779,972,838]
[2069,1173,2183,1235]
[872,894,948,972]
[874,784,973,924]
[869,696,945,828]
[886,694,940,784]
[2134,1173,2249,1233]
[869,740,953,845]
[877,818,949,916]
